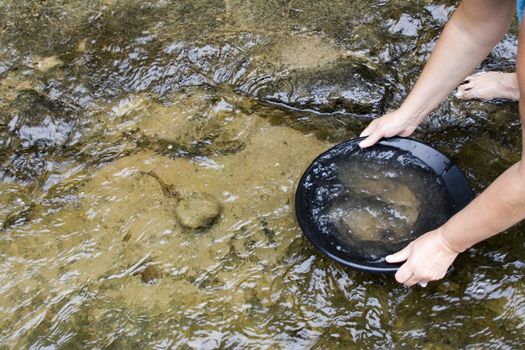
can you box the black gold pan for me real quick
[294,137,474,274]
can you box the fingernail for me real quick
[455,91,462,98]
[385,255,392,261]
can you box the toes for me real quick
[461,83,474,91]
[462,73,482,84]
[457,71,518,101]
[455,83,473,99]
[457,89,476,100]
[472,71,487,77]
[462,71,489,84]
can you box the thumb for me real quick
[385,245,411,263]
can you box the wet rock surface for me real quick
[130,89,256,157]
[258,60,388,115]
[0,86,78,182]
[0,183,32,229]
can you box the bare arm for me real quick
[440,18,525,253]
[359,0,515,148]
[390,135,525,286]
[384,0,525,286]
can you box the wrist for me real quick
[436,226,465,254]
[397,101,430,124]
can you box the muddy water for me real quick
[319,147,452,260]
[1,0,525,348]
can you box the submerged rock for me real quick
[319,148,453,260]
[272,35,343,71]
[257,61,387,115]
[328,198,412,245]
[351,176,420,225]
[142,170,221,229]
[31,55,63,72]
[337,208,391,242]
[115,89,256,158]
[174,192,220,229]
[0,183,32,229]
[139,265,162,284]
[337,160,421,226]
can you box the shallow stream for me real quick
[1,0,525,348]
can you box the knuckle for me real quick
[421,274,433,281]
[374,120,384,129]
[395,270,408,283]
[405,280,416,287]
[404,261,417,271]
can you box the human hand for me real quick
[359,108,424,148]
[385,228,459,287]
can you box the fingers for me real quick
[387,229,457,287]
[395,263,432,286]
[359,131,383,148]
[359,120,382,148]
[359,109,420,148]
[404,276,421,287]
[385,246,410,263]
[388,246,433,286]
[394,263,414,285]
[387,246,418,285]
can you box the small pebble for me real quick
[139,265,162,284]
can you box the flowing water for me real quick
[0,0,524,348]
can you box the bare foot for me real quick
[455,72,519,101]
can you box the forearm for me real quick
[442,6,525,252]
[440,162,525,252]
[400,0,514,120]
[387,163,525,285]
